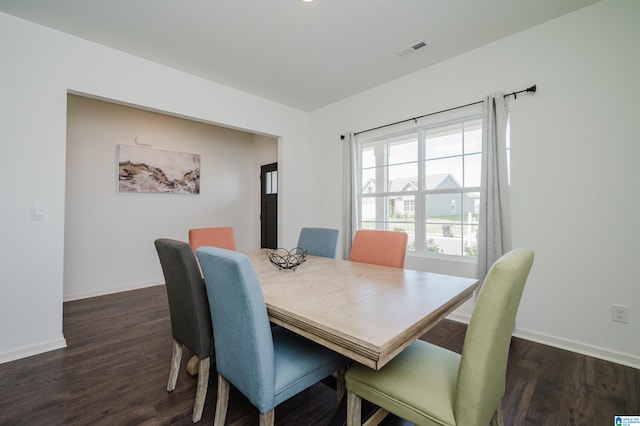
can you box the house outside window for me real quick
[357,106,494,257]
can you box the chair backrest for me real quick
[349,229,408,268]
[297,227,339,258]
[196,246,276,412]
[454,248,534,426]
[154,238,213,358]
[188,227,236,252]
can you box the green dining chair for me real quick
[345,248,534,426]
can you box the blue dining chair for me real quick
[196,246,348,426]
[296,227,339,258]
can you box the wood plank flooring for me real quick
[0,285,637,425]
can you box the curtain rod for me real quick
[345,84,536,138]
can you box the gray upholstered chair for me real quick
[296,227,339,258]
[345,248,534,426]
[196,246,348,426]
[154,238,213,423]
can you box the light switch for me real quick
[31,205,46,221]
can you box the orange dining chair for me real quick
[186,227,236,375]
[189,227,237,253]
[349,229,408,268]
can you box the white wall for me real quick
[308,0,640,367]
[2,0,639,369]
[64,95,276,300]
[0,12,307,363]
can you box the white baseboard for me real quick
[63,281,164,302]
[446,312,640,370]
[0,337,67,365]
[512,327,640,370]
[42,288,640,370]
[446,312,472,327]
[2,282,164,364]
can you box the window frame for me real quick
[355,104,485,258]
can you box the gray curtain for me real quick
[477,93,511,286]
[342,132,358,260]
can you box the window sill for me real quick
[404,251,477,278]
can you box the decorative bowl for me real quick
[266,248,308,271]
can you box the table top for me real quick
[246,249,478,370]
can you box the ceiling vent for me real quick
[397,40,431,56]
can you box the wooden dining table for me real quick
[246,249,478,371]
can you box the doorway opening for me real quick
[260,162,278,249]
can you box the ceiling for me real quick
[0,0,600,112]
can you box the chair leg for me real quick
[213,374,230,426]
[347,390,362,426]
[259,410,275,426]
[336,367,346,403]
[167,339,182,392]
[191,357,210,423]
[490,402,504,426]
[363,408,390,426]
[186,355,200,376]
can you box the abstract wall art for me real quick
[117,145,200,194]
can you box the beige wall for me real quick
[64,95,277,300]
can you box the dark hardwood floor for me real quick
[0,285,637,425]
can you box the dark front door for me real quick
[260,162,278,249]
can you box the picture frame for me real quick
[117,145,200,194]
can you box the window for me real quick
[357,107,499,257]
[403,199,415,214]
[265,170,277,194]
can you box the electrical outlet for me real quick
[611,304,628,324]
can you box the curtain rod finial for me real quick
[527,84,537,93]
[340,134,346,140]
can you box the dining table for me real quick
[246,249,479,371]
